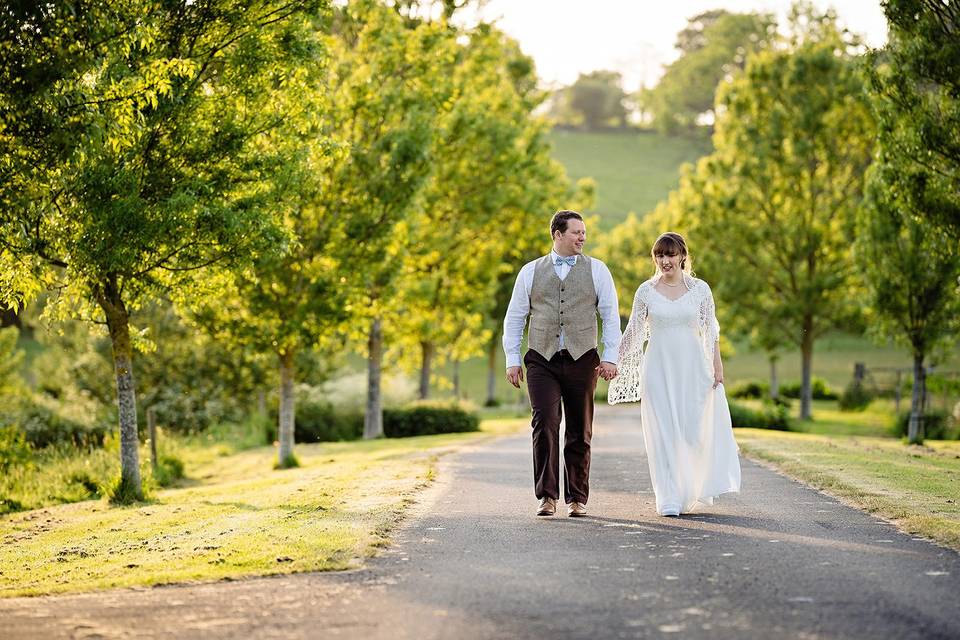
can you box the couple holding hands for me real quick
[503,210,741,518]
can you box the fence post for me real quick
[147,407,158,471]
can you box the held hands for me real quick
[506,366,524,389]
[596,361,618,382]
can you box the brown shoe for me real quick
[537,497,557,516]
[567,502,587,517]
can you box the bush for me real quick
[728,401,791,430]
[892,410,956,440]
[780,377,838,401]
[384,403,480,438]
[0,424,32,472]
[14,400,108,449]
[151,454,186,487]
[838,379,874,412]
[729,380,768,399]
[295,402,363,443]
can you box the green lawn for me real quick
[736,428,960,550]
[548,129,712,232]
[0,417,527,597]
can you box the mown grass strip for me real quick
[736,428,960,549]
[0,418,526,597]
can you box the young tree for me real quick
[389,27,576,400]
[856,144,960,444]
[561,71,628,130]
[645,10,776,133]
[0,0,325,498]
[687,9,874,420]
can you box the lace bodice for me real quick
[607,273,720,404]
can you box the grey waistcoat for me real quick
[528,254,598,361]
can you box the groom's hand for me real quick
[506,366,524,388]
[597,361,618,381]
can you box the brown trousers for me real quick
[524,348,600,505]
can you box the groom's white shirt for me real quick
[503,251,622,369]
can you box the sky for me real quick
[469,1,890,91]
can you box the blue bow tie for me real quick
[555,255,576,267]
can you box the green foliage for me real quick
[390,24,572,388]
[838,380,874,412]
[270,396,479,442]
[105,473,146,505]
[0,424,32,473]
[556,71,628,130]
[274,453,301,470]
[779,378,837,401]
[383,403,480,438]
[680,7,874,418]
[0,0,330,497]
[645,10,776,133]
[892,410,955,441]
[151,455,186,488]
[866,0,960,237]
[729,380,768,399]
[728,401,791,430]
[295,403,363,443]
[13,399,108,449]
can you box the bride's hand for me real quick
[713,366,724,389]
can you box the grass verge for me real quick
[736,428,960,550]
[0,418,526,597]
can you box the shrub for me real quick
[0,424,32,472]
[14,400,108,449]
[892,410,956,440]
[295,402,363,443]
[838,379,874,412]
[728,401,791,430]
[780,377,838,401]
[151,454,186,487]
[729,380,768,399]
[383,403,479,438]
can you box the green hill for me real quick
[548,129,712,231]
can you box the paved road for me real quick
[2,406,958,639]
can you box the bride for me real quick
[608,232,741,516]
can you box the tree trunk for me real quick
[98,281,142,499]
[418,340,434,400]
[277,350,296,466]
[364,317,384,439]
[257,389,267,416]
[452,359,461,399]
[908,352,926,444]
[799,319,814,420]
[486,338,497,406]
[769,354,779,401]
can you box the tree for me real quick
[856,157,960,443]
[645,10,776,133]
[562,71,628,130]
[686,8,874,420]
[388,26,575,401]
[0,0,325,499]
[320,3,459,439]
[865,0,960,237]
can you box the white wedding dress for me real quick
[608,273,741,515]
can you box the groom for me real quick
[503,210,621,517]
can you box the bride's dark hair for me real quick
[651,232,693,274]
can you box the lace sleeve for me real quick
[607,283,649,404]
[698,280,720,376]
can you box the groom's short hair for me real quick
[550,210,583,237]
